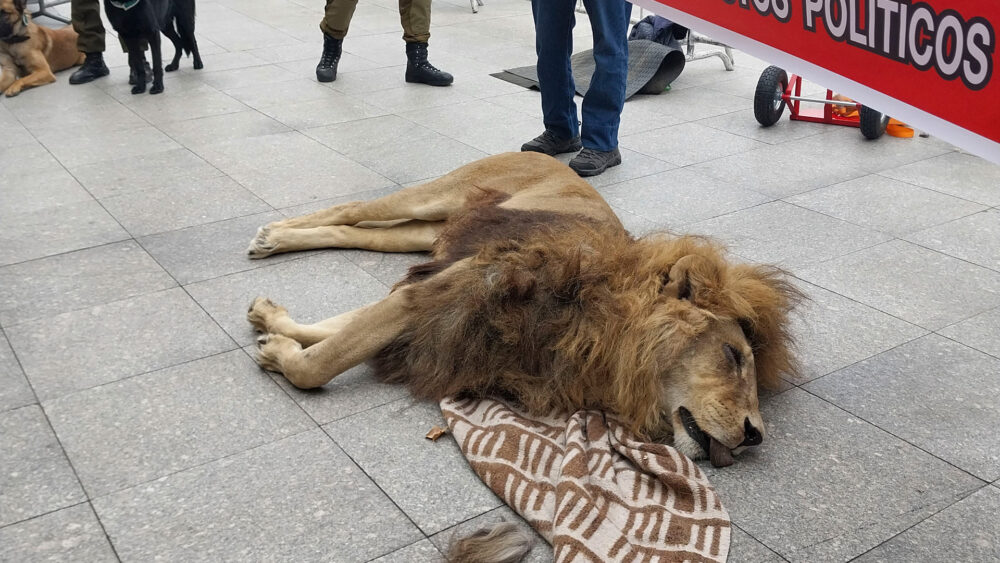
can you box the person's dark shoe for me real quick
[316,33,342,83]
[405,42,453,86]
[128,60,153,85]
[569,147,622,177]
[69,53,110,85]
[520,130,583,156]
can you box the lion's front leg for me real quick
[248,297,376,347]
[255,333,303,375]
[250,287,412,389]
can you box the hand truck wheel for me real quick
[754,66,788,127]
[859,105,889,139]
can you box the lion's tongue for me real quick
[709,438,734,468]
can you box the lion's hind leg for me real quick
[248,219,442,259]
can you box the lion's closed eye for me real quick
[723,343,742,370]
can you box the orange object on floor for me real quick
[887,119,914,138]
[831,94,857,118]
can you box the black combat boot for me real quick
[405,42,453,86]
[129,60,153,85]
[316,33,342,83]
[69,52,110,85]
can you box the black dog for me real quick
[103,0,202,95]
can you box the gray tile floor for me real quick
[2,0,1000,561]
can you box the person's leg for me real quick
[578,0,631,152]
[69,0,109,84]
[319,0,357,39]
[316,0,356,82]
[568,0,631,176]
[400,0,452,86]
[522,0,582,155]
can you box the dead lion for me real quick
[247,152,801,468]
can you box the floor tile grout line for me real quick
[318,405,435,540]
[798,385,993,484]
[779,184,993,242]
[0,499,89,532]
[795,331,928,388]
[872,168,996,208]
[787,272,929,337]
[142,113,281,215]
[730,522,791,562]
[363,536,443,562]
[845,484,988,562]
[788,235,1000,328]
[36,347,239,407]
[927,330,1000,366]
[81,425,318,503]
[901,236,1000,276]
[0,328,125,561]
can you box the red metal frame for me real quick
[785,74,860,128]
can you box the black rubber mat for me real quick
[491,39,686,99]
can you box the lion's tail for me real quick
[447,522,533,563]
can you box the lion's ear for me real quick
[728,265,805,389]
[662,254,714,302]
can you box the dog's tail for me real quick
[170,0,197,56]
[447,522,533,563]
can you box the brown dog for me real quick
[0,0,84,97]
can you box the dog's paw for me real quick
[150,82,164,95]
[247,226,278,259]
[193,59,204,70]
[3,85,21,97]
[247,297,288,333]
[164,63,179,72]
[131,83,146,95]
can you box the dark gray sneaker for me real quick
[520,130,583,156]
[568,147,622,177]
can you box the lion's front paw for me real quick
[247,297,288,333]
[247,225,279,259]
[254,333,300,373]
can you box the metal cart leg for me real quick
[685,32,734,71]
[31,0,71,24]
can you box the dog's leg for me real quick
[184,17,202,69]
[162,22,183,72]
[253,285,415,389]
[248,298,376,347]
[174,0,202,70]
[126,40,146,94]
[0,53,16,92]
[248,219,441,259]
[2,53,55,97]
[148,31,164,94]
[3,69,56,97]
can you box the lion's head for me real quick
[618,241,802,467]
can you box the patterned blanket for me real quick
[441,397,731,562]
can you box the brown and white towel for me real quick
[441,397,731,562]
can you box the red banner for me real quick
[633,0,999,163]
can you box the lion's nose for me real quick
[740,418,763,447]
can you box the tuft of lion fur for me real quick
[447,522,534,563]
[372,195,802,437]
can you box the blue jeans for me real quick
[531,0,632,152]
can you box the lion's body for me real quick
[247,152,799,455]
